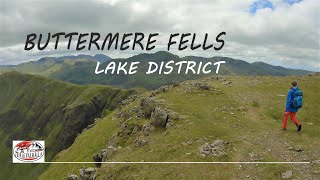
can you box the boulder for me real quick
[79,167,96,180]
[158,85,170,92]
[67,173,79,180]
[281,170,293,179]
[117,123,137,137]
[93,146,117,167]
[150,107,169,128]
[140,98,156,118]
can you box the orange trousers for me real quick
[282,111,301,129]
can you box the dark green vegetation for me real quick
[1,52,312,89]
[0,72,131,179]
[41,74,320,179]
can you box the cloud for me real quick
[283,0,303,5]
[0,0,319,71]
[249,0,275,14]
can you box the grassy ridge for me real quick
[40,75,320,179]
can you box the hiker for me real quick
[282,81,302,131]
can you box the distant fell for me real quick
[0,51,312,89]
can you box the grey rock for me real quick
[289,146,303,152]
[150,107,169,128]
[142,123,154,136]
[67,173,79,180]
[93,146,117,167]
[199,140,226,157]
[294,146,303,152]
[158,85,170,92]
[210,140,224,148]
[236,106,247,112]
[172,81,180,87]
[87,123,95,129]
[281,170,293,179]
[140,98,156,118]
[194,82,211,90]
[181,141,192,146]
[181,142,188,146]
[312,159,320,164]
[79,167,96,180]
[131,125,140,134]
[134,139,148,147]
[223,81,233,86]
[184,86,192,93]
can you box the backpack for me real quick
[292,89,303,109]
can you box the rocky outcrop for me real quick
[67,173,79,180]
[199,140,227,157]
[150,107,180,128]
[140,98,156,118]
[150,107,169,128]
[142,123,155,136]
[134,139,148,147]
[67,168,97,180]
[79,167,96,180]
[308,72,320,77]
[93,146,117,167]
[194,82,211,90]
[223,81,233,86]
[139,97,179,128]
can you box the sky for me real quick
[0,0,319,71]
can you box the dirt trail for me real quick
[234,96,320,179]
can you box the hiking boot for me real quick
[297,124,302,132]
[281,128,286,131]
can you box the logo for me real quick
[12,140,45,163]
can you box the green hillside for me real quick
[40,74,320,179]
[51,52,312,89]
[1,52,312,89]
[0,54,110,76]
[0,72,132,179]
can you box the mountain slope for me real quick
[40,74,320,179]
[0,72,132,179]
[51,51,312,89]
[0,54,110,76]
[0,52,312,89]
[251,62,311,76]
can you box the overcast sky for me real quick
[0,0,319,71]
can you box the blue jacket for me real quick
[286,86,299,112]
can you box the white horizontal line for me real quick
[39,161,311,164]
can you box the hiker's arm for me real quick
[285,90,292,112]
